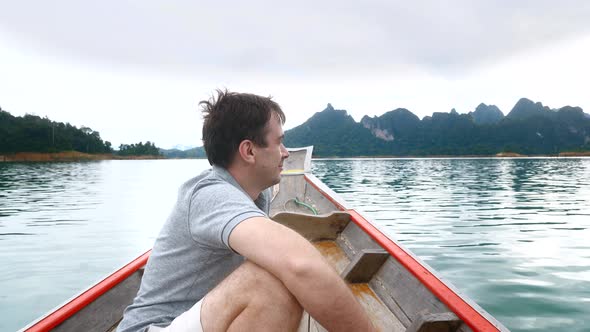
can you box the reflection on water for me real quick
[1,158,589,331]
[313,158,590,332]
[0,160,212,331]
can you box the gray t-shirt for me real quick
[117,166,270,332]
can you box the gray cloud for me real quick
[1,0,590,76]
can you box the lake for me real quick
[1,158,589,331]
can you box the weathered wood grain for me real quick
[370,259,450,327]
[405,311,461,332]
[313,240,351,274]
[341,249,389,283]
[54,269,143,332]
[272,211,351,241]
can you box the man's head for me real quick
[200,89,287,171]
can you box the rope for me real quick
[284,197,318,215]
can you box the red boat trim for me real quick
[304,175,347,210]
[25,173,499,331]
[346,210,499,332]
[304,175,499,332]
[25,250,151,332]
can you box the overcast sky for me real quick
[1,1,590,149]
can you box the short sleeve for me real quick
[188,180,266,250]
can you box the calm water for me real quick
[1,159,590,331]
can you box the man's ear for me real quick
[237,140,255,164]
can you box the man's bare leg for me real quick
[200,260,303,332]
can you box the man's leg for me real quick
[200,260,303,332]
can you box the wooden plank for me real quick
[312,241,351,274]
[310,240,404,331]
[341,249,389,283]
[283,148,311,173]
[106,320,121,332]
[272,211,351,241]
[369,259,450,328]
[302,181,341,214]
[308,283,405,332]
[350,283,406,331]
[457,323,474,332]
[405,311,461,332]
[338,221,382,259]
[331,221,441,329]
[270,175,308,216]
[370,274,412,328]
[53,269,143,332]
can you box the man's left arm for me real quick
[229,216,376,332]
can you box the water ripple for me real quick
[0,159,213,332]
[313,158,590,332]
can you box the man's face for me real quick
[254,112,289,188]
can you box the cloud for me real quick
[2,1,590,148]
[1,0,590,78]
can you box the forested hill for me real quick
[160,146,206,158]
[0,108,113,154]
[0,108,164,157]
[284,98,590,157]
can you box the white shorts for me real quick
[148,299,204,332]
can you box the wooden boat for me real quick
[22,147,508,332]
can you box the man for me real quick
[118,90,374,331]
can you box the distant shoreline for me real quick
[2,150,590,163]
[313,151,590,159]
[0,151,166,162]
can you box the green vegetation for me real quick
[0,108,113,154]
[118,142,161,156]
[285,99,590,157]
[4,97,590,159]
[285,104,388,156]
[0,107,163,157]
[160,147,206,159]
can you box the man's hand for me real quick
[229,216,375,332]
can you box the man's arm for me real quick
[229,216,375,332]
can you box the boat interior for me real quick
[27,147,504,332]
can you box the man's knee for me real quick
[201,261,302,331]
[237,261,301,311]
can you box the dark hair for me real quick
[200,89,286,168]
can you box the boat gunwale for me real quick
[23,170,506,332]
[22,250,151,332]
[304,173,506,332]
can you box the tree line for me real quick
[118,142,161,156]
[284,102,590,157]
[0,108,161,156]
